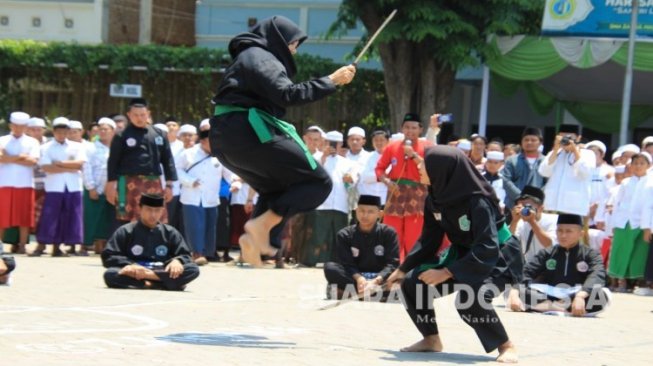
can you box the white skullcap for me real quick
[52,117,70,128]
[621,144,640,154]
[457,140,471,151]
[98,117,116,130]
[177,124,197,136]
[612,150,622,161]
[10,111,30,125]
[614,165,626,174]
[486,151,504,161]
[199,118,210,129]
[28,117,46,128]
[642,136,653,147]
[69,120,84,130]
[325,131,343,142]
[153,123,168,134]
[306,125,327,138]
[347,126,365,138]
[390,133,404,142]
[585,140,607,154]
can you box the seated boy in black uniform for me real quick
[506,214,611,316]
[102,194,199,291]
[324,195,399,299]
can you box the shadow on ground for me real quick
[374,349,495,364]
[156,332,296,349]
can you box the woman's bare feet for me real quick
[496,341,518,363]
[400,335,443,352]
[238,210,282,267]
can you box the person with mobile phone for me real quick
[375,113,433,262]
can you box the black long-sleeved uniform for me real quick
[209,17,337,240]
[324,223,399,288]
[101,221,198,290]
[107,123,177,181]
[400,195,523,353]
[522,243,606,293]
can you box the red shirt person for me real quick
[376,113,433,262]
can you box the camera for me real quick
[560,135,574,146]
[521,204,533,217]
[437,113,453,123]
[329,140,338,149]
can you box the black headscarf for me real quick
[228,16,307,78]
[424,145,499,207]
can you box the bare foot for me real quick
[243,212,281,254]
[497,341,518,363]
[238,232,263,267]
[400,335,443,352]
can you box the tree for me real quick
[328,0,543,131]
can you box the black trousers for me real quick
[166,195,184,236]
[324,262,356,289]
[103,263,200,291]
[518,286,611,313]
[401,269,509,353]
[216,196,231,252]
[210,114,332,245]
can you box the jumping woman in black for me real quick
[209,16,355,266]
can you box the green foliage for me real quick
[0,40,389,129]
[328,0,545,69]
[0,40,229,82]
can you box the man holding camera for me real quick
[538,125,595,217]
[508,186,557,263]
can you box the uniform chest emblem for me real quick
[126,138,137,147]
[351,247,360,258]
[433,212,442,221]
[391,157,397,166]
[374,245,385,256]
[458,215,470,231]
[576,261,589,272]
[546,258,557,270]
[131,244,144,256]
[155,136,164,146]
[155,245,168,257]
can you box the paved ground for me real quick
[1,245,652,366]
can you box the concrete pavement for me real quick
[1,248,652,366]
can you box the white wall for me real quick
[0,0,103,43]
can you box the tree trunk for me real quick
[356,2,456,132]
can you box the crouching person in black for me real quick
[385,146,523,363]
[506,213,611,317]
[102,194,200,291]
[324,195,399,300]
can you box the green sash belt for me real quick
[118,176,127,216]
[214,105,317,170]
[418,223,513,272]
[396,178,419,186]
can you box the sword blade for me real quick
[353,9,398,65]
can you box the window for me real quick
[32,17,41,28]
[64,18,74,29]
[0,16,8,26]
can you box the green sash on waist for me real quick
[396,178,419,186]
[118,175,127,216]
[418,223,512,273]
[214,105,317,170]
